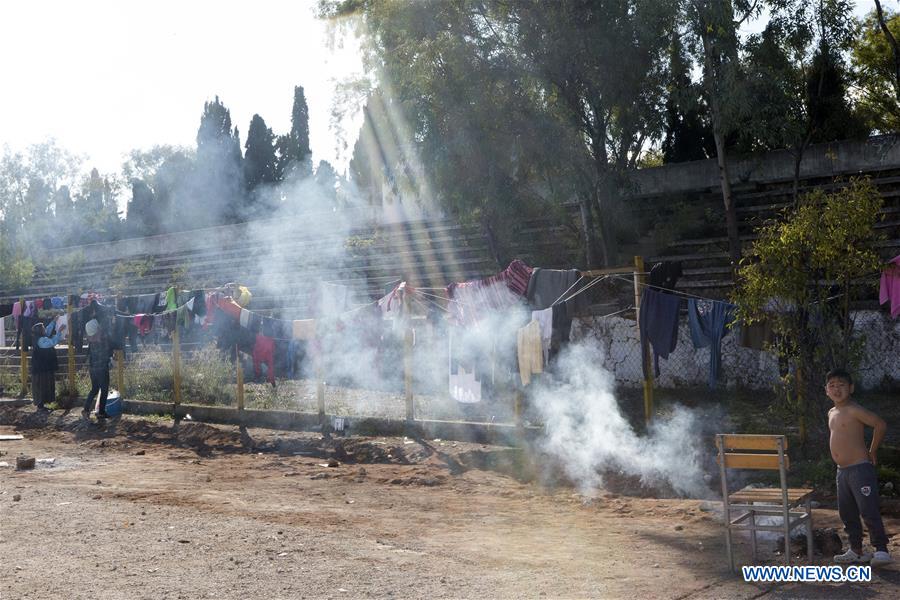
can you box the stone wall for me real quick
[624,135,900,198]
[571,310,899,391]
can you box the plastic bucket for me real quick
[104,390,122,417]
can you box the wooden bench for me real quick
[716,434,814,570]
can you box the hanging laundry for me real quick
[879,255,900,319]
[638,288,681,378]
[252,334,276,385]
[317,282,350,316]
[134,293,159,314]
[190,290,206,317]
[24,301,36,317]
[11,301,22,326]
[164,287,177,311]
[215,296,243,320]
[378,282,404,315]
[517,320,543,386]
[286,339,306,379]
[133,314,154,336]
[450,366,482,404]
[687,298,736,388]
[649,261,684,291]
[292,319,317,340]
[54,315,68,342]
[34,298,43,310]
[446,260,533,325]
[234,285,252,308]
[525,267,588,312]
[51,297,65,310]
[261,317,291,340]
[0,315,5,347]
[0,303,14,318]
[239,308,251,328]
[532,308,553,364]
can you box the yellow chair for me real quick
[716,434,814,570]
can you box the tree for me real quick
[125,178,158,235]
[194,96,245,226]
[276,85,313,180]
[851,7,900,133]
[662,32,715,163]
[733,179,884,447]
[314,160,339,207]
[743,0,865,202]
[243,114,278,215]
[686,0,759,272]
[323,0,677,268]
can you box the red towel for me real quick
[253,334,275,384]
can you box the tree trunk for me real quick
[578,197,600,268]
[712,128,742,271]
[482,218,503,269]
[874,0,900,102]
[593,183,612,268]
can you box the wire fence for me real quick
[2,274,896,430]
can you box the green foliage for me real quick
[733,178,884,434]
[125,345,236,406]
[734,178,883,321]
[851,8,900,133]
[0,237,35,291]
[244,114,278,196]
[275,85,313,180]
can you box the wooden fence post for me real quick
[236,345,244,412]
[634,256,654,425]
[172,326,182,420]
[67,297,76,401]
[19,298,27,398]
[115,350,125,398]
[315,331,325,420]
[403,289,414,422]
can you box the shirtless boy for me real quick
[826,369,892,566]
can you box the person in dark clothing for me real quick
[82,319,113,421]
[31,322,65,410]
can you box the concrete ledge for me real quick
[123,399,541,446]
[0,398,33,408]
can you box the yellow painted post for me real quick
[235,345,244,411]
[634,256,654,425]
[403,290,414,422]
[66,298,75,401]
[514,390,524,431]
[172,326,182,419]
[315,332,325,419]
[115,349,125,397]
[19,298,27,398]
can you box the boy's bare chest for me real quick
[829,409,862,435]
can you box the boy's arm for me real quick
[849,404,888,465]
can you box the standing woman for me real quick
[82,318,112,420]
[31,321,65,411]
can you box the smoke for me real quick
[531,340,717,498]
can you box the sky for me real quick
[0,0,888,180]
[0,0,365,176]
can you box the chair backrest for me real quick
[716,434,789,471]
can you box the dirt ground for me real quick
[1,406,899,600]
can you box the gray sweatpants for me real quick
[836,461,888,552]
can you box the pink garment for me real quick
[252,334,276,385]
[880,255,900,319]
[12,301,22,326]
[446,260,534,326]
[134,314,154,336]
